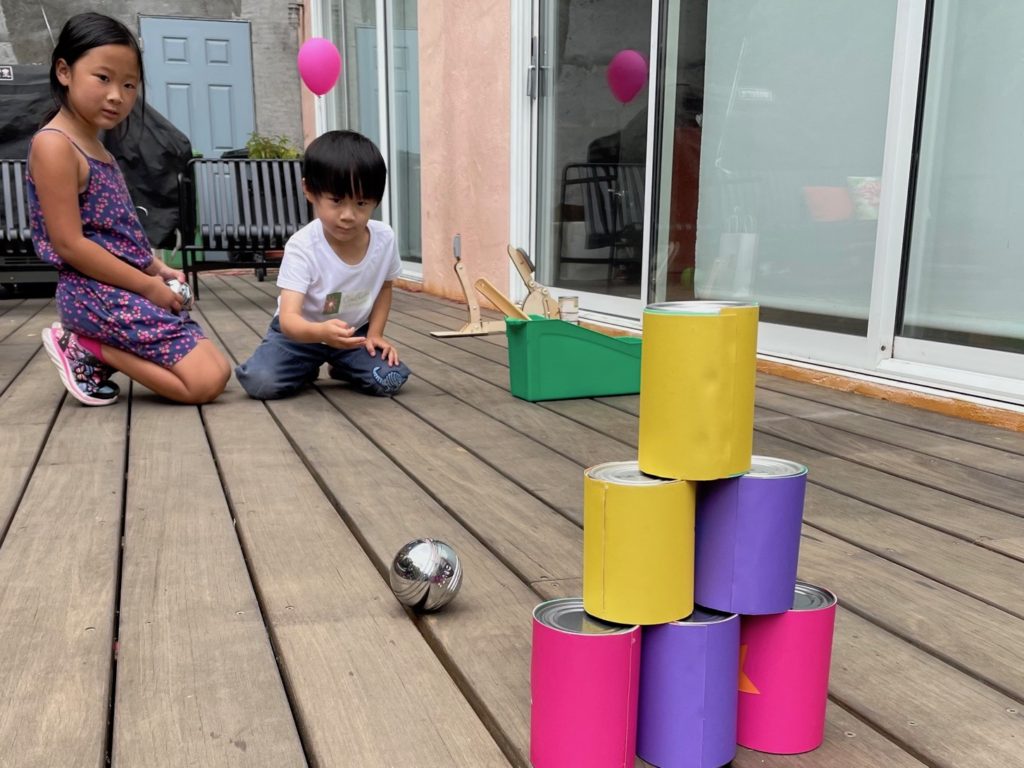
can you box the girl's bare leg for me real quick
[101,339,231,404]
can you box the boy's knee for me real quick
[366,362,410,396]
[235,364,292,401]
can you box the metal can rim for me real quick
[669,605,738,626]
[585,460,677,486]
[533,597,637,635]
[645,300,758,316]
[746,456,808,479]
[792,581,838,611]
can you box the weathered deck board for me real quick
[224,279,946,766]
[729,701,930,768]
[205,279,584,583]
[193,300,513,766]
[195,286,532,765]
[754,408,1024,517]
[0,353,64,537]
[831,610,1024,768]
[113,393,306,766]
[0,399,127,767]
[375,284,1024,766]
[757,373,1024,456]
[756,387,1024,481]
[0,302,55,395]
[3,279,1023,768]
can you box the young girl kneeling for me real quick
[29,12,231,405]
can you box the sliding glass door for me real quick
[317,0,422,274]
[890,1,1024,393]
[652,0,900,363]
[533,0,655,320]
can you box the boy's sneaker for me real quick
[41,325,119,406]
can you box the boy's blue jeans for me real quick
[235,316,411,400]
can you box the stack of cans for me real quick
[530,301,838,768]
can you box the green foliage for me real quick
[245,131,302,159]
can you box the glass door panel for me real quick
[321,0,421,271]
[653,0,898,337]
[535,0,653,312]
[900,1,1024,359]
[324,0,380,145]
[386,0,422,269]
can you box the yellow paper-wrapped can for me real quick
[638,301,758,481]
[583,461,696,625]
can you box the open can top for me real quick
[746,456,808,479]
[586,460,675,486]
[645,300,758,316]
[792,581,838,611]
[534,597,636,635]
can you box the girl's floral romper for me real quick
[27,128,205,368]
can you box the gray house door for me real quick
[139,16,255,157]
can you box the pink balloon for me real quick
[297,37,342,96]
[607,49,648,104]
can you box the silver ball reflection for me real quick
[389,538,463,611]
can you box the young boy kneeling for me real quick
[236,130,411,399]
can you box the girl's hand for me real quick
[320,319,366,349]
[143,276,183,312]
[146,256,186,283]
[364,335,399,366]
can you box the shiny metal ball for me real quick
[389,538,463,612]
[166,278,194,310]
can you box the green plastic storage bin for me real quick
[505,317,642,401]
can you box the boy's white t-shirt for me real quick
[275,218,402,330]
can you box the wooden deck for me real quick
[2,275,1023,768]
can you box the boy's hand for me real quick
[320,319,366,349]
[364,335,399,366]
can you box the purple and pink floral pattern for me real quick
[27,128,204,368]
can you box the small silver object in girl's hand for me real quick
[165,278,194,311]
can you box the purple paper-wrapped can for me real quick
[637,607,740,768]
[695,456,807,615]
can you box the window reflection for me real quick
[537,0,653,298]
[653,0,896,337]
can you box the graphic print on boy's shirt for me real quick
[321,290,371,316]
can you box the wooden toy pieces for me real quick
[430,237,560,337]
[507,245,560,319]
[430,234,508,337]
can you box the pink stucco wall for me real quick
[418,1,512,302]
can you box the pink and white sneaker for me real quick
[41,325,119,406]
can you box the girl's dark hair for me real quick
[303,130,387,202]
[48,12,145,123]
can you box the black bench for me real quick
[556,162,645,287]
[178,158,312,297]
[0,159,57,287]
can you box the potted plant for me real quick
[245,131,302,159]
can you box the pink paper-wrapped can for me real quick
[737,582,837,754]
[531,597,642,768]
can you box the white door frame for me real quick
[512,0,658,326]
[760,0,1024,406]
[752,0,925,373]
[314,1,429,277]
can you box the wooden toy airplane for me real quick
[430,237,561,337]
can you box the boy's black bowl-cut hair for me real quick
[303,129,387,203]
